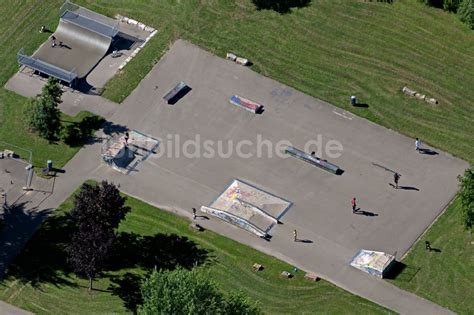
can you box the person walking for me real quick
[192,207,196,220]
[415,138,421,152]
[351,197,357,213]
[51,35,56,47]
[293,229,298,242]
[394,173,400,189]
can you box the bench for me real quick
[285,146,342,175]
[163,81,191,105]
[3,150,15,158]
[253,263,263,271]
[304,272,320,281]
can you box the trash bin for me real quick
[47,160,53,171]
[351,95,356,106]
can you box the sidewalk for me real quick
[5,71,118,120]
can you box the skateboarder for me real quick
[394,173,400,189]
[415,138,421,152]
[192,207,196,220]
[351,197,357,213]
[293,229,297,242]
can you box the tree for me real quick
[419,0,443,8]
[67,181,130,290]
[458,168,474,231]
[138,268,261,315]
[26,77,63,142]
[458,0,474,28]
[443,0,461,12]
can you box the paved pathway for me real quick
[5,70,118,119]
[1,39,466,314]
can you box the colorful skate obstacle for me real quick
[202,179,292,238]
[229,95,264,114]
[200,206,268,238]
[163,81,191,104]
[349,249,396,278]
[285,146,342,175]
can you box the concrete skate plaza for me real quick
[106,39,468,260]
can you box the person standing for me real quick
[351,197,357,213]
[192,207,197,220]
[394,173,400,189]
[293,229,297,242]
[415,138,421,152]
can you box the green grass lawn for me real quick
[0,184,392,314]
[388,197,474,314]
[0,89,103,170]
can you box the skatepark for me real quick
[102,39,467,258]
[2,4,470,313]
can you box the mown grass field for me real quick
[0,185,392,314]
[0,89,102,169]
[389,197,474,314]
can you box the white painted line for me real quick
[332,110,353,120]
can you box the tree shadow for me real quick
[102,121,129,136]
[62,115,105,147]
[108,272,144,312]
[107,232,208,312]
[1,209,76,288]
[109,232,208,271]
[252,0,311,14]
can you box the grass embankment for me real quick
[389,197,474,314]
